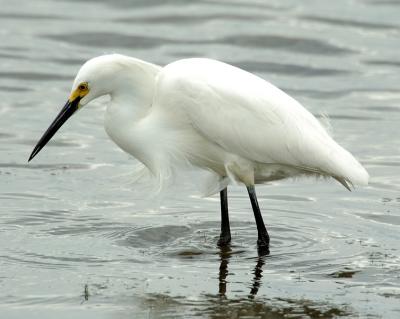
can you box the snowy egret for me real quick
[29,54,369,254]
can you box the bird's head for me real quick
[28,54,156,162]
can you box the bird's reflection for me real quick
[218,245,231,296]
[248,256,265,298]
[217,245,266,298]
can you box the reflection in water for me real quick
[80,284,89,304]
[2,0,399,317]
[205,250,351,318]
[84,284,89,301]
[248,256,266,299]
[218,246,266,299]
[218,245,231,296]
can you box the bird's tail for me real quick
[323,143,369,189]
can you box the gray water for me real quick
[1,0,400,318]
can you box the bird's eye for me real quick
[78,83,88,91]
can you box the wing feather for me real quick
[156,58,369,186]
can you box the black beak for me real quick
[28,97,80,162]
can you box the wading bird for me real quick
[29,54,369,254]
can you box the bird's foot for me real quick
[257,236,270,256]
[217,233,231,247]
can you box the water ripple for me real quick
[42,32,356,56]
[231,60,351,76]
[0,71,71,81]
[356,213,400,226]
[141,293,351,318]
[43,32,168,49]
[364,59,400,68]
[0,192,58,201]
[319,114,381,121]
[118,225,192,248]
[116,13,273,24]
[0,162,101,171]
[0,85,30,92]
[299,15,399,31]
[0,13,69,20]
[0,52,26,60]
[212,34,356,55]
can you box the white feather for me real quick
[73,54,368,194]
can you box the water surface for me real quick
[1,0,400,318]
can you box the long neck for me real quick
[109,59,161,119]
[104,60,161,171]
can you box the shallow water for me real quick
[1,0,400,318]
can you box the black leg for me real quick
[217,187,231,246]
[246,185,270,255]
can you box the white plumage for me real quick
[29,54,369,252]
[82,54,368,193]
[30,53,370,191]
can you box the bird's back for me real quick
[153,58,369,188]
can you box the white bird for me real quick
[29,54,369,254]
